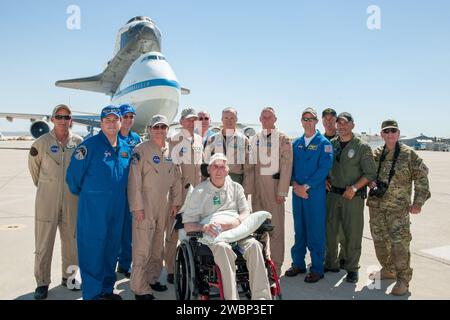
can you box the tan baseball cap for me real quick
[52,104,72,117]
[208,153,228,166]
[148,114,169,127]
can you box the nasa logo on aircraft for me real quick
[50,145,59,153]
[74,146,87,160]
[153,155,161,164]
[348,149,355,159]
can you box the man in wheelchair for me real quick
[181,153,273,300]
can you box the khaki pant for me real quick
[209,237,271,300]
[251,175,285,275]
[130,215,167,295]
[369,207,413,284]
[34,214,78,286]
[164,213,178,274]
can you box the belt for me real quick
[330,186,367,199]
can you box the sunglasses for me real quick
[198,117,210,121]
[383,128,398,134]
[54,115,71,120]
[152,124,168,129]
[123,115,135,119]
[302,117,317,122]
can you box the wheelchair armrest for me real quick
[255,219,274,234]
[186,231,203,238]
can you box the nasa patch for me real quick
[153,155,161,164]
[50,145,59,153]
[74,145,87,160]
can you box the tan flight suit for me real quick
[183,177,272,300]
[128,140,182,295]
[249,129,293,275]
[163,131,203,275]
[204,130,253,192]
[28,130,83,286]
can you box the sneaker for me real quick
[99,293,122,300]
[167,273,174,284]
[116,265,131,278]
[34,286,48,300]
[135,293,156,300]
[61,278,80,291]
[284,266,307,277]
[369,268,396,281]
[391,281,409,296]
[149,282,168,292]
[346,271,359,283]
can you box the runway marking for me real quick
[420,246,450,263]
[0,223,27,231]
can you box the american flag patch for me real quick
[324,145,333,153]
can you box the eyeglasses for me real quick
[123,115,135,119]
[383,128,398,134]
[302,117,317,122]
[152,124,168,130]
[54,115,71,120]
[199,117,210,121]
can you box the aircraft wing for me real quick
[0,112,101,128]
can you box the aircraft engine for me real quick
[243,127,256,138]
[30,121,50,139]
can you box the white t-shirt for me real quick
[304,132,317,147]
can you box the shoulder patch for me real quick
[324,144,333,153]
[131,152,140,165]
[29,147,38,157]
[74,145,87,160]
[121,151,129,158]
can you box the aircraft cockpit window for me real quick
[158,56,166,61]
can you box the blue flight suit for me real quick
[66,131,131,300]
[291,130,333,275]
[117,130,141,272]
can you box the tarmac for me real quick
[1,140,450,300]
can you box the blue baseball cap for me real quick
[100,105,121,119]
[119,104,136,116]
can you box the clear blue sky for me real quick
[1,0,449,137]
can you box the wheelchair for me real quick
[173,219,282,300]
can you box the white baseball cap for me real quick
[208,153,228,166]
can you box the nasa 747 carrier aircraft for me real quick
[0,16,190,138]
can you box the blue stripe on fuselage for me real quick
[113,78,180,99]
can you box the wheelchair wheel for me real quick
[266,259,282,300]
[174,240,198,300]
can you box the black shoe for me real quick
[61,278,81,291]
[150,282,168,292]
[339,259,346,269]
[34,286,48,300]
[167,273,174,284]
[99,293,122,300]
[304,272,324,283]
[346,271,359,283]
[284,266,307,277]
[324,267,340,273]
[117,265,131,278]
[135,293,156,300]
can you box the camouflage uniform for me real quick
[367,143,430,285]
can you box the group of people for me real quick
[28,102,430,300]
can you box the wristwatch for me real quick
[351,185,358,193]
